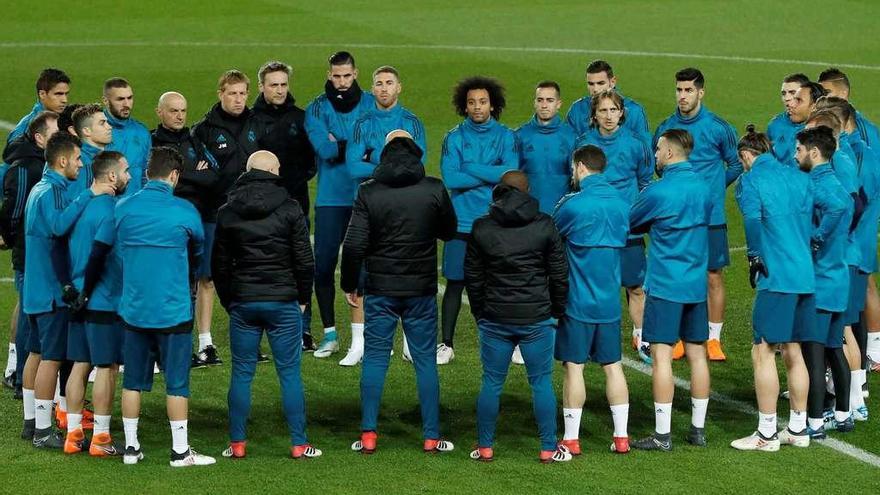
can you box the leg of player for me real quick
[603,361,630,453]
[473,320,513,462]
[63,361,91,454]
[194,278,221,366]
[865,277,880,372]
[842,326,868,420]
[89,364,120,456]
[224,304,261,459]
[633,342,674,451]
[21,352,40,440]
[780,343,810,446]
[825,345,853,432]
[707,270,727,361]
[312,207,346,359]
[121,389,143,464]
[33,313,65,448]
[339,294,365,367]
[438,281,463,365]
[353,296,397,453]
[519,321,567,463]
[801,339,827,438]
[561,362,585,455]
[732,342,781,451]
[164,332,215,467]
[4,301,17,389]
[685,341,710,446]
[627,286,647,357]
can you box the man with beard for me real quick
[103,78,151,197]
[71,104,113,197]
[767,73,810,167]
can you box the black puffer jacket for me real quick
[151,125,219,221]
[251,93,316,214]
[341,137,457,296]
[0,137,44,271]
[465,184,569,325]
[211,169,313,308]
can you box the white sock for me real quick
[123,417,140,449]
[53,380,60,404]
[758,412,777,438]
[562,407,582,440]
[857,368,867,387]
[5,343,16,376]
[866,332,880,360]
[67,412,82,432]
[691,397,709,428]
[789,409,806,433]
[35,399,54,429]
[808,417,825,431]
[610,403,629,437]
[57,395,67,412]
[834,409,850,422]
[170,419,188,454]
[851,371,866,410]
[654,402,672,435]
[632,327,642,341]
[23,388,35,420]
[94,414,111,436]
[350,323,365,352]
[198,332,213,352]
[708,322,723,341]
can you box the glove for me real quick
[334,140,348,164]
[69,293,88,315]
[61,284,80,306]
[362,148,374,162]
[810,238,822,255]
[747,255,768,289]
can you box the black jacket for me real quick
[251,93,316,213]
[192,103,264,219]
[151,125,219,221]
[212,169,313,308]
[0,137,44,271]
[341,137,457,297]
[465,185,569,325]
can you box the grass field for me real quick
[1,1,880,492]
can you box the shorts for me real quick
[29,308,69,361]
[621,239,646,288]
[442,234,470,281]
[122,329,192,397]
[554,317,621,365]
[752,291,815,344]
[708,225,730,271]
[195,221,216,280]
[642,295,708,345]
[85,311,124,366]
[843,267,868,325]
[67,321,91,363]
[814,310,846,348]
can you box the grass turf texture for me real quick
[1,0,880,492]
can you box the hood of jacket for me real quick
[3,135,43,164]
[226,169,289,219]
[489,184,539,227]
[372,136,425,187]
[252,93,296,116]
[204,102,252,135]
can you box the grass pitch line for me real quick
[0,41,878,72]
[0,120,15,131]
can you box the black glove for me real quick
[61,285,80,306]
[363,148,374,162]
[69,293,88,315]
[334,140,348,164]
[810,238,822,255]
[747,255,769,289]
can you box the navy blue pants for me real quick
[13,270,33,386]
[228,301,308,446]
[360,295,440,440]
[313,206,352,328]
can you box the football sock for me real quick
[22,388,35,420]
[58,396,67,413]
[67,413,82,432]
[788,409,806,434]
[5,343,16,376]
[323,327,337,342]
[94,415,111,436]
[691,397,709,428]
[758,412,776,438]
[851,371,866,411]
[123,417,140,449]
[34,399,54,430]
[654,402,672,435]
[350,323,364,351]
[867,332,880,361]
[610,404,629,437]
[709,321,723,341]
[801,341,826,419]
[198,332,213,352]
[834,410,850,422]
[170,420,188,454]
[562,408,582,440]
[808,417,825,431]
[441,281,465,347]
[633,327,642,342]
[852,321,868,367]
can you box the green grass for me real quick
[1,1,880,492]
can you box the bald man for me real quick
[211,151,320,458]
[151,93,223,368]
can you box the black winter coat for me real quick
[341,137,457,297]
[0,137,44,271]
[465,185,569,325]
[151,125,219,221]
[212,169,314,308]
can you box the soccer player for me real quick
[794,126,854,438]
[212,151,321,459]
[303,52,375,361]
[438,76,518,365]
[566,60,650,143]
[250,61,317,351]
[116,146,213,467]
[103,78,151,197]
[465,171,569,462]
[730,125,812,451]
[817,67,880,147]
[23,132,114,448]
[788,81,827,133]
[630,129,712,451]
[342,132,457,454]
[576,90,653,363]
[0,112,59,399]
[4,68,70,144]
[767,73,809,167]
[65,151,131,456]
[653,68,740,362]
[192,69,264,367]
[553,145,631,455]
[515,80,577,215]
[71,104,113,197]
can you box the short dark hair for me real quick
[58,103,83,135]
[500,170,529,193]
[329,51,356,68]
[92,150,126,180]
[783,73,810,85]
[660,129,694,156]
[807,110,843,135]
[586,60,614,78]
[147,146,184,179]
[26,111,59,141]
[796,126,837,161]
[45,131,80,166]
[103,77,130,94]
[36,68,70,94]
[589,90,626,128]
[572,145,607,172]
[815,96,855,127]
[536,80,560,96]
[258,60,292,84]
[452,76,506,120]
[817,67,850,90]
[800,81,828,104]
[737,124,771,155]
[675,67,705,89]
[72,103,104,137]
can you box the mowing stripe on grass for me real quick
[0,41,879,71]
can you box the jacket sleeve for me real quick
[735,175,762,257]
[463,232,485,319]
[440,133,484,190]
[346,119,377,181]
[637,140,654,192]
[720,120,743,186]
[436,185,458,242]
[49,188,94,237]
[628,103,652,145]
[544,220,569,319]
[565,102,582,132]
[304,101,343,163]
[210,216,231,308]
[340,189,370,293]
[81,241,112,297]
[0,164,20,243]
[812,187,847,248]
[629,186,658,235]
[298,118,318,181]
[464,131,519,184]
[288,201,314,305]
[410,117,428,158]
[186,209,205,286]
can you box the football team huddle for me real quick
[0,50,878,466]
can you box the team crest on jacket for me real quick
[248,130,256,142]
[216,134,227,149]
[288,124,299,137]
